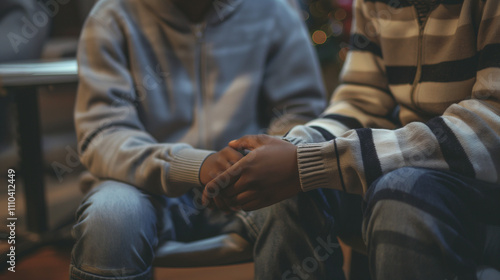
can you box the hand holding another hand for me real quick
[199,146,244,211]
[202,135,302,211]
[200,146,243,185]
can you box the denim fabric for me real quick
[363,167,500,280]
[70,181,249,280]
[70,167,500,280]
[70,180,353,280]
[243,190,361,280]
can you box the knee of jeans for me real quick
[364,167,436,204]
[71,181,160,275]
[72,181,158,251]
[362,168,444,237]
[250,192,328,235]
[363,168,423,225]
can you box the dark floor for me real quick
[0,242,255,280]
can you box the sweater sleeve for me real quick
[75,11,213,197]
[262,0,327,136]
[284,0,398,145]
[296,0,500,194]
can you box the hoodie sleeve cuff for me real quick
[169,148,215,189]
[296,141,339,192]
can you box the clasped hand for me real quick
[199,135,302,212]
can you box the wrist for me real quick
[296,141,337,192]
[169,148,215,189]
[199,153,216,186]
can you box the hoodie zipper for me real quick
[410,2,439,113]
[194,23,208,149]
[410,14,427,111]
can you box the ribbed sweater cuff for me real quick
[283,136,304,145]
[296,141,338,192]
[169,148,215,188]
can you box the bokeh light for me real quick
[312,30,328,45]
[338,47,349,61]
[331,21,344,37]
[334,8,347,21]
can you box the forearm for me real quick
[296,99,500,195]
[79,126,214,196]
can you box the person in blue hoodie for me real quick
[70,0,329,279]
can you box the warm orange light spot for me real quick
[334,8,347,21]
[312,30,328,45]
[338,47,349,61]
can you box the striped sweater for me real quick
[285,0,500,194]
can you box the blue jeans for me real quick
[362,167,500,280]
[70,167,500,280]
[245,189,361,280]
[251,167,500,279]
[69,181,347,280]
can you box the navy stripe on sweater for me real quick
[386,55,477,85]
[323,114,364,130]
[310,126,336,141]
[421,56,477,82]
[426,117,476,178]
[386,66,417,85]
[334,139,347,192]
[356,128,383,186]
[478,43,500,71]
[350,34,383,58]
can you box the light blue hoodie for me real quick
[75,0,326,196]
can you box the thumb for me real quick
[229,135,266,150]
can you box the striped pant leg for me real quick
[362,167,500,280]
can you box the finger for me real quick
[219,146,244,165]
[203,163,242,201]
[228,135,268,151]
[240,200,267,212]
[220,178,250,197]
[202,178,225,209]
[220,196,240,211]
[225,190,256,208]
